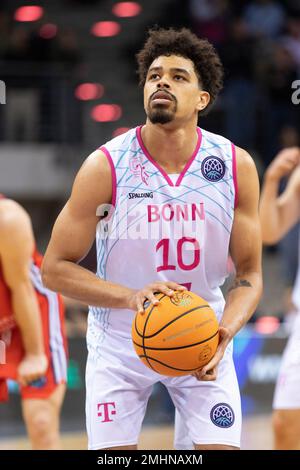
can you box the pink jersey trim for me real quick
[136,126,202,188]
[231,143,238,208]
[100,146,117,207]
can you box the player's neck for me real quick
[142,121,199,171]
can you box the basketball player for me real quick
[42,28,262,450]
[259,146,300,450]
[0,195,67,449]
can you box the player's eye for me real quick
[149,73,160,80]
[174,75,185,81]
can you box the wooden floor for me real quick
[0,415,273,450]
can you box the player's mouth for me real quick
[151,90,175,104]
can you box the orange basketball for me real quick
[131,290,219,376]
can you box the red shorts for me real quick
[0,290,67,401]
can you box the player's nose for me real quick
[156,79,171,89]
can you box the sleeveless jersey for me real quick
[88,125,237,345]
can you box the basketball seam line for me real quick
[133,329,219,351]
[138,355,207,372]
[134,305,211,339]
[140,293,166,372]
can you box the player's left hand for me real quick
[192,327,232,381]
[17,353,48,387]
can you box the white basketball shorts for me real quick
[273,313,300,409]
[86,326,242,450]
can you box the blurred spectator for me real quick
[285,0,300,16]
[243,0,286,38]
[0,11,11,58]
[281,16,300,70]
[4,27,31,63]
[189,0,229,45]
[65,0,101,4]
[2,28,40,141]
[220,18,257,149]
[54,28,81,68]
[261,44,299,163]
[279,125,300,148]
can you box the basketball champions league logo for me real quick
[210,403,235,428]
[129,155,149,185]
[201,156,226,182]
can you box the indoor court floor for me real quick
[0,415,273,450]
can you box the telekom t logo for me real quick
[97,402,116,422]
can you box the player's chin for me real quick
[147,107,175,124]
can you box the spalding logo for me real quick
[170,292,193,307]
[198,345,212,362]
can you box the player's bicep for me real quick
[44,149,112,263]
[229,148,262,273]
[46,201,98,263]
[230,209,261,274]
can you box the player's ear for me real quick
[197,91,210,112]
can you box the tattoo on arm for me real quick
[228,279,252,293]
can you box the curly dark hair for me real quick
[136,27,224,114]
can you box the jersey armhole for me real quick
[99,146,117,208]
[231,143,238,209]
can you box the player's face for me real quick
[144,55,209,125]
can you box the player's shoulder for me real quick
[84,127,137,173]
[0,199,31,239]
[0,198,29,225]
[200,127,232,148]
[234,145,257,176]
[234,146,259,207]
[100,127,137,153]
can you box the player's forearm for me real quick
[11,282,45,355]
[42,259,134,309]
[259,173,282,244]
[220,271,263,338]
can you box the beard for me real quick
[147,101,177,124]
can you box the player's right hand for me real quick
[266,147,300,181]
[128,282,187,315]
[17,353,48,387]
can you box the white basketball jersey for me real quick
[88,125,237,343]
[292,230,300,311]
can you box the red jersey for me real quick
[0,195,68,401]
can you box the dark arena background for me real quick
[1,0,300,450]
